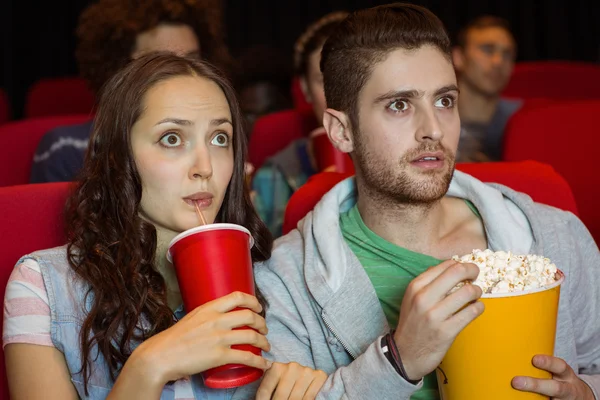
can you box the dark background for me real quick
[1,0,599,119]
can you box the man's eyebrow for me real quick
[374,85,459,104]
[374,89,422,104]
[433,85,460,97]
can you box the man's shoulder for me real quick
[256,229,306,277]
[498,98,524,115]
[489,182,586,239]
[36,121,93,153]
[265,138,308,171]
[44,120,93,140]
[490,182,571,217]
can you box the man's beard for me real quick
[353,133,456,207]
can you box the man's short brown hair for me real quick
[320,3,451,130]
[455,16,514,49]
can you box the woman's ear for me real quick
[323,108,353,153]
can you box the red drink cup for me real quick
[310,129,354,173]
[167,223,262,389]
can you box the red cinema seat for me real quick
[0,182,72,400]
[25,77,95,118]
[503,100,600,243]
[503,62,600,101]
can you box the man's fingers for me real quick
[443,300,485,336]
[426,262,481,302]
[532,355,571,378]
[256,364,282,400]
[409,260,457,291]
[303,370,328,400]
[432,282,483,321]
[288,373,313,400]
[272,365,296,400]
[511,376,570,398]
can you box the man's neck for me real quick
[357,192,448,256]
[458,80,500,125]
[355,186,488,260]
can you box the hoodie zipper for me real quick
[322,313,358,359]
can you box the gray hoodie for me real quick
[236,171,600,400]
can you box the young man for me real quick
[254,3,600,399]
[452,16,521,162]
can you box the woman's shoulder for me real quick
[3,258,53,348]
[20,245,70,265]
[17,245,91,320]
[18,245,82,283]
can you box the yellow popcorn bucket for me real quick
[436,271,564,400]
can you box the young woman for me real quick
[4,53,326,399]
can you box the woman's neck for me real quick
[154,229,183,311]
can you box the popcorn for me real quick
[452,249,559,294]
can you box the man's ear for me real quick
[452,46,465,70]
[323,108,354,153]
[299,77,312,103]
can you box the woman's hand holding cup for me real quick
[131,291,271,387]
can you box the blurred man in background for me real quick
[453,16,521,162]
[234,45,293,132]
[251,11,348,237]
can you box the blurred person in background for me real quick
[452,16,521,162]
[252,11,349,237]
[30,0,231,184]
[234,45,293,132]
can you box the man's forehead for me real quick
[467,27,515,46]
[363,47,456,97]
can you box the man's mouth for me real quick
[409,152,446,169]
[411,152,445,162]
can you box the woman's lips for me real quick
[184,198,213,208]
[183,192,214,209]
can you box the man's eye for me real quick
[435,96,455,109]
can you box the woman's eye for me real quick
[388,100,409,113]
[211,133,230,147]
[435,96,455,109]
[159,133,182,147]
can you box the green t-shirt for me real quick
[340,204,443,400]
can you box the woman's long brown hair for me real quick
[65,52,273,393]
